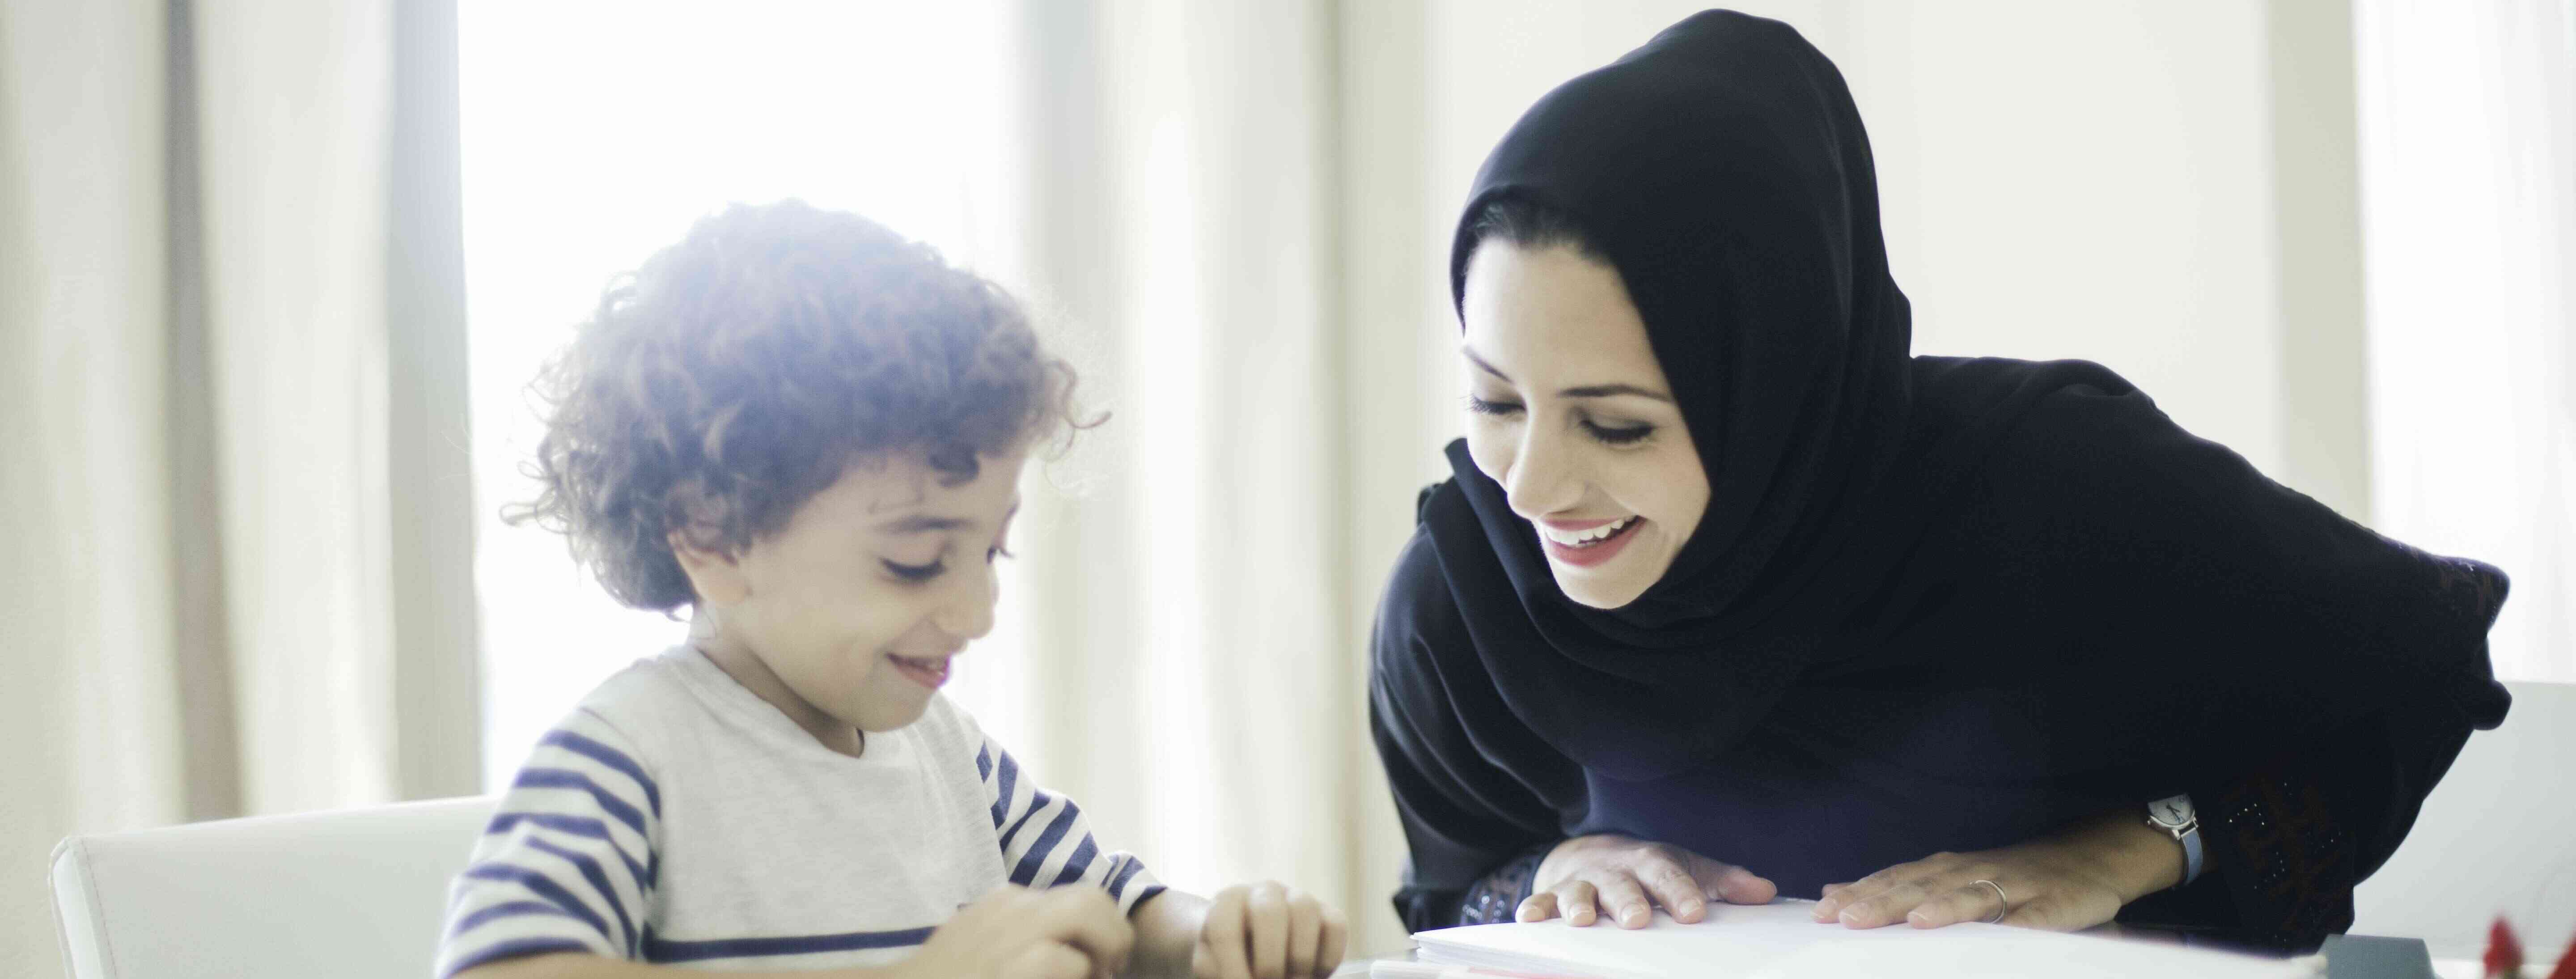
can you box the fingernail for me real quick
[1811,901,1835,920]
[1908,910,1933,927]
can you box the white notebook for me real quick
[1410,899,2309,979]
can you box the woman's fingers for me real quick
[1593,872,1655,928]
[1811,869,1890,921]
[1906,879,2010,928]
[1700,860,1779,905]
[1639,858,1708,923]
[1558,879,1602,926]
[1515,890,1559,923]
[1836,875,1941,928]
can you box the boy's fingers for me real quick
[1036,888,1132,975]
[1284,893,1321,979]
[1190,942,1218,979]
[1007,942,1092,979]
[1317,904,1349,978]
[1246,882,1288,979]
[1204,888,1254,979]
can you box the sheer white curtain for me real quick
[2356,0,2576,682]
[0,0,479,973]
[983,0,1419,955]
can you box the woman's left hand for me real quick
[1808,809,2186,931]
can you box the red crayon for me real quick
[2488,918,2524,979]
[2546,926,2576,979]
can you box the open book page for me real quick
[1411,899,2309,979]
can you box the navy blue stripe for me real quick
[440,937,593,979]
[514,767,649,837]
[462,863,614,944]
[486,812,655,891]
[975,744,992,781]
[1048,834,1100,888]
[1106,855,1147,901]
[1010,801,1083,886]
[541,728,661,818]
[999,790,1053,853]
[987,751,1019,829]
[449,900,572,938]
[1131,883,1169,908]
[644,926,936,962]
[524,836,638,956]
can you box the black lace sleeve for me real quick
[1457,843,1555,925]
[2115,693,2485,951]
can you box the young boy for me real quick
[440,201,1347,979]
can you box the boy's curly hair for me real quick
[508,200,1085,612]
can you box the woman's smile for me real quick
[1539,515,1644,567]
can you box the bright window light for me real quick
[457,0,1017,785]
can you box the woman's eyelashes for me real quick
[1466,394,1656,446]
[1583,420,1655,445]
[881,557,945,583]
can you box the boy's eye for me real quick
[1465,395,1524,417]
[1583,420,1654,445]
[882,558,946,583]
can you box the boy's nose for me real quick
[929,565,999,640]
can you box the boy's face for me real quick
[678,448,1026,742]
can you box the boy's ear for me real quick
[668,531,751,606]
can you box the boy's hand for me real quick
[900,884,1135,979]
[1189,881,1347,979]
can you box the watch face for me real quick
[2151,797,2194,827]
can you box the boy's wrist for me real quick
[1124,886,1207,979]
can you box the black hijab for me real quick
[1400,7,2509,809]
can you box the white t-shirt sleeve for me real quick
[976,734,1166,914]
[436,708,662,977]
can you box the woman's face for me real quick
[1460,241,1709,609]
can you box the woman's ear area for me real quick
[668,529,751,606]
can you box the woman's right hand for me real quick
[1517,835,1777,928]
[895,884,1135,979]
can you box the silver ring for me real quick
[1972,879,2008,924]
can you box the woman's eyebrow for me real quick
[1559,383,1673,403]
[1462,346,1673,402]
[875,514,973,534]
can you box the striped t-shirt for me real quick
[435,647,1162,976]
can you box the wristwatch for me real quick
[2147,794,2203,886]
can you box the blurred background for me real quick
[4,0,2571,975]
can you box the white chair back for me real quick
[2354,681,2576,960]
[50,795,497,979]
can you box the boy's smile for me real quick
[670,446,1027,756]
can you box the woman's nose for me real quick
[1503,426,1580,518]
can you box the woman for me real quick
[1369,10,2509,950]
